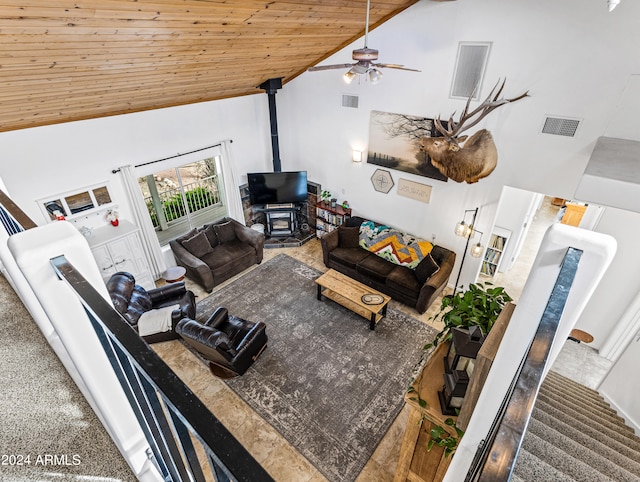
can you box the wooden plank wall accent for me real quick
[0,0,419,132]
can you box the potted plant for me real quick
[426,281,513,350]
[320,190,332,204]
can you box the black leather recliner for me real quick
[176,307,268,378]
[106,271,196,344]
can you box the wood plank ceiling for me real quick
[0,0,419,133]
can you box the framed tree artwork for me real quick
[367,110,448,182]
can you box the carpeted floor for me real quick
[196,254,437,482]
[0,274,136,481]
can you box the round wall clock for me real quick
[371,168,394,194]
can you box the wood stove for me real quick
[264,204,297,236]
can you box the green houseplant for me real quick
[320,190,332,203]
[425,281,513,350]
[428,417,465,459]
[406,282,512,459]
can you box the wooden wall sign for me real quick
[397,178,432,203]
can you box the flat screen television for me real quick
[247,171,308,205]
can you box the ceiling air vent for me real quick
[341,94,359,108]
[541,116,580,137]
[450,42,492,100]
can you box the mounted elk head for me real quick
[420,79,529,183]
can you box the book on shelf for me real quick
[490,235,505,250]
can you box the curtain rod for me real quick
[111,140,231,174]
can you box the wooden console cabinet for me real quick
[394,343,456,482]
[395,305,515,481]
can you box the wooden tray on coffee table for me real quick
[315,269,391,330]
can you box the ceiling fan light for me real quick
[369,68,383,84]
[343,70,357,84]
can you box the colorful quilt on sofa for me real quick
[359,220,433,269]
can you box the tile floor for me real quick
[153,239,448,482]
[153,201,613,481]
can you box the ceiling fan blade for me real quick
[376,63,421,72]
[308,63,354,72]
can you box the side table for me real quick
[162,266,187,283]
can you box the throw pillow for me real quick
[176,227,198,244]
[415,254,440,284]
[214,221,236,243]
[203,223,220,248]
[181,231,214,258]
[338,226,360,248]
[345,216,365,228]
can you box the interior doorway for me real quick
[478,193,560,302]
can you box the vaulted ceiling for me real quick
[0,0,421,133]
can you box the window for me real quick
[39,183,114,221]
[139,156,227,245]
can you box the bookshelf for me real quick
[481,227,511,277]
[315,201,351,237]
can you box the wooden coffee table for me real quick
[315,269,391,330]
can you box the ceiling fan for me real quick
[307,0,421,84]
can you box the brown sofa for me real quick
[169,217,264,292]
[320,217,455,313]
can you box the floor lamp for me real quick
[451,207,483,298]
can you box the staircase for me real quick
[513,370,640,481]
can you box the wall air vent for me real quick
[450,42,492,100]
[341,94,359,108]
[541,116,581,137]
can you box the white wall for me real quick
[600,333,640,434]
[277,0,640,348]
[577,207,640,347]
[0,94,274,227]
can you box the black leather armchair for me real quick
[176,307,268,378]
[107,271,196,344]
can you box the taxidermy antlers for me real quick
[420,79,529,183]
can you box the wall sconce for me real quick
[352,150,363,163]
[608,0,620,11]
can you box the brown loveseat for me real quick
[321,217,455,313]
[169,217,264,292]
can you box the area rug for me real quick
[195,254,437,482]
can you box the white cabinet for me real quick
[87,220,155,290]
